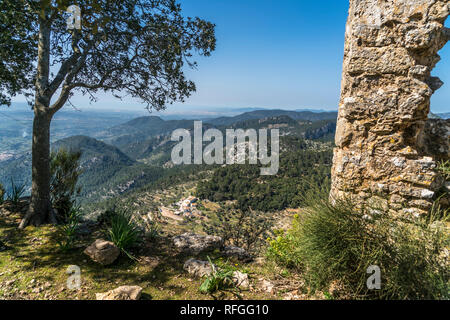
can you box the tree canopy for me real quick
[0,0,216,111]
[0,0,216,228]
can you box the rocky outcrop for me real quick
[84,239,120,265]
[331,0,449,216]
[222,246,253,262]
[183,258,213,278]
[173,233,223,254]
[96,286,143,300]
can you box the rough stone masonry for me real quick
[331,0,450,216]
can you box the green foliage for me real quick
[56,206,83,252]
[1,0,216,110]
[50,148,83,223]
[0,0,37,106]
[267,189,449,299]
[0,183,5,205]
[106,209,143,259]
[197,145,332,212]
[203,207,273,254]
[7,177,25,205]
[142,219,160,241]
[266,228,302,269]
[437,160,450,180]
[199,257,235,294]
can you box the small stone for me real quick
[261,280,274,294]
[232,271,249,289]
[283,292,301,300]
[183,258,213,278]
[409,65,428,77]
[391,157,406,168]
[32,287,42,294]
[5,280,15,286]
[420,189,434,199]
[96,286,142,300]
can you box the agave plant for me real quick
[7,178,26,205]
[199,257,235,294]
[107,209,142,259]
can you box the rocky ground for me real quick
[0,199,321,300]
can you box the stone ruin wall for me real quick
[331,0,450,216]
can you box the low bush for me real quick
[266,227,302,269]
[267,189,449,299]
[56,206,83,252]
[199,257,235,294]
[7,178,25,205]
[0,183,5,205]
[106,208,143,258]
[50,149,82,223]
[437,160,450,180]
[203,206,273,254]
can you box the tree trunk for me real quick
[18,10,56,229]
[19,107,55,228]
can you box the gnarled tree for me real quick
[0,0,216,228]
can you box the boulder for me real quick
[173,233,223,254]
[232,271,249,289]
[222,246,253,262]
[183,258,213,278]
[84,239,120,265]
[96,286,142,300]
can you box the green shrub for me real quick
[97,207,116,227]
[199,257,235,294]
[203,206,273,254]
[107,209,142,258]
[266,227,302,269]
[143,218,160,240]
[267,189,449,299]
[56,206,83,252]
[50,149,82,223]
[437,160,450,180]
[7,178,25,205]
[0,183,5,205]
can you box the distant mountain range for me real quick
[436,112,450,119]
[3,106,447,204]
[204,109,338,126]
[0,109,338,200]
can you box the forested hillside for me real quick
[196,136,333,212]
[0,110,337,207]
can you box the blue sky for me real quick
[177,0,349,111]
[178,0,449,113]
[11,0,450,113]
